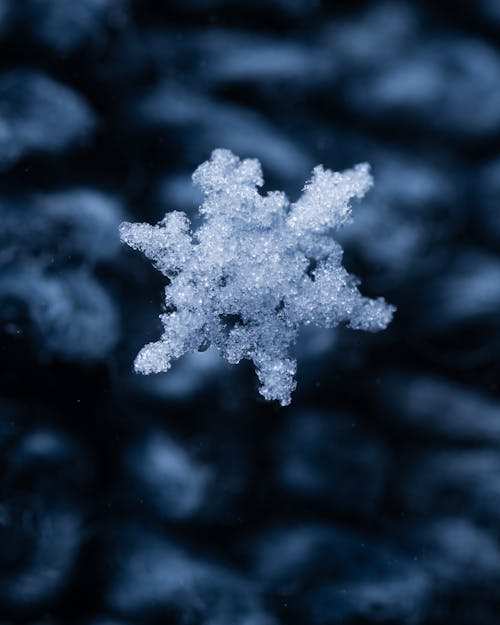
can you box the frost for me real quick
[120,149,394,405]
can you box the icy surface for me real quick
[120,149,394,405]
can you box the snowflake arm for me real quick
[119,211,192,276]
[120,149,395,405]
[288,162,373,234]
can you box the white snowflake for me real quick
[120,149,394,405]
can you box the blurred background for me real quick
[2,0,500,623]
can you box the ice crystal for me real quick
[120,149,394,405]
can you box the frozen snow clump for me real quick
[120,149,394,405]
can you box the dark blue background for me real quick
[1,1,500,624]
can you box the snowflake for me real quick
[120,149,395,405]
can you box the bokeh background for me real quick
[2,0,500,623]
